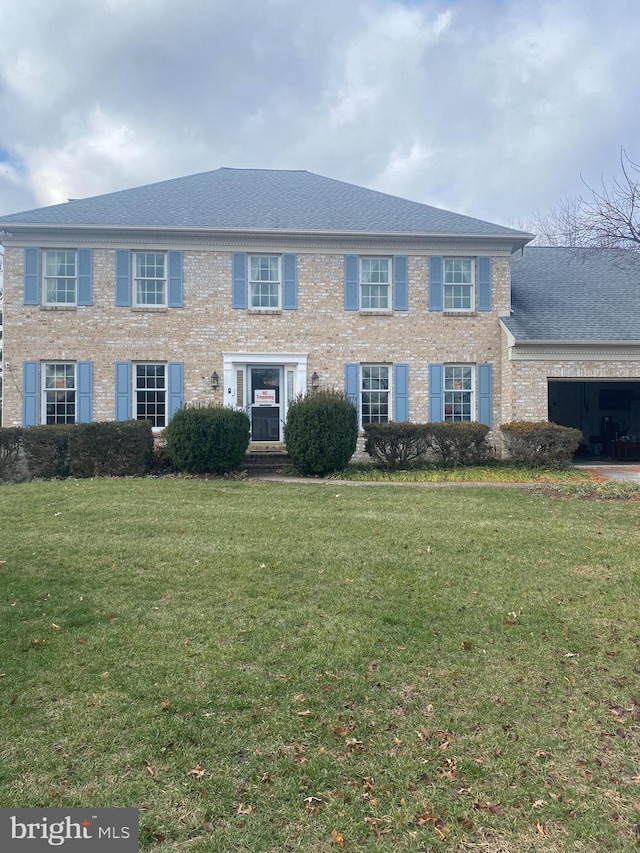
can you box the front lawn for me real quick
[0,479,638,851]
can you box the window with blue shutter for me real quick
[394,364,409,421]
[429,256,443,311]
[23,361,39,426]
[168,250,183,307]
[24,248,40,305]
[282,254,298,309]
[116,250,131,306]
[477,256,492,312]
[393,256,408,311]
[232,252,248,309]
[77,361,93,422]
[344,256,359,310]
[115,362,131,420]
[429,363,444,422]
[168,362,184,419]
[477,363,493,426]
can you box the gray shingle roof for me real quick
[0,167,528,238]
[504,246,640,342]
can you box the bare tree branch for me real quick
[520,149,640,257]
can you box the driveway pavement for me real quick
[577,463,640,483]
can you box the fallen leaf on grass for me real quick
[236,803,254,815]
[187,763,205,779]
[535,819,545,835]
[51,623,60,630]
[331,829,345,845]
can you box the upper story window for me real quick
[360,258,390,310]
[249,255,281,308]
[44,362,76,424]
[443,258,474,310]
[443,365,473,421]
[134,252,167,306]
[43,250,77,305]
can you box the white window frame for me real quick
[43,361,76,424]
[249,255,281,309]
[360,257,391,311]
[361,364,391,424]
[134,362,167,428]
[443,258,475,311]
[134,252,168,307]
[443,364,474,422]
[43,250,77,306]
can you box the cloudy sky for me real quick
[1,0,639,228]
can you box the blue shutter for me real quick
[23,361,39,426]
[282,253,297,309]
[232,252,248,309]
[24,248,40,305]
[429,363,443,422]
[344,363,359,414]
[168,250,183,307]
[429,256,443,311]
[393,256,408,311]
[477,363,493,426]
[115,250,131,306]
[168,362,184,420]
[77,361,93,423]
[344,255,359,310]
[477,256,492,312]
[77,248,93,305]
[394,364,409,421]
[115,362,131,421]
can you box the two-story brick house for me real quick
[1,168,639,456]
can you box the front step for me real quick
[243,449,290,473]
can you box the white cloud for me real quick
[1,0,640,225]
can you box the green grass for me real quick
[1,478,639,852]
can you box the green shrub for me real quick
[364,422,432,470]
[22,425,72,479]
[364,421,491,469]
[501,421,582,468]
[427,422,492,467]
[284,391,358,475]
[164,405,250,474]
[0,427,25,483]
[68,421,154,477]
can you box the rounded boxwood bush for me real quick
[164,405,250,474]
[284,390,358,475]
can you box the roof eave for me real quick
[1,222,533,252]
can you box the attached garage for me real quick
[548,379,640,458]
[502,245,640,460]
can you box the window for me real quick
[135,363,166,427]
[250,255,280,308]
[361,365,390,423]
[360,258,390,310]
[44,362,76,424]
[134,252,167,306]
[444,258,474,310]
[444,365,473,421]
[43,250,77,305]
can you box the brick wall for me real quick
[2,244,510,430]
